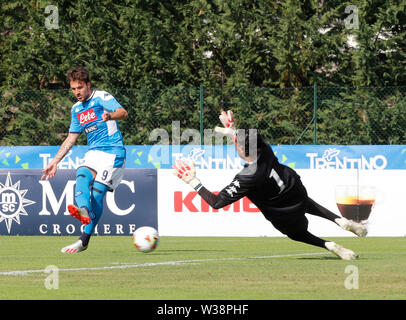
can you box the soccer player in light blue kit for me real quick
[41,67,128,253]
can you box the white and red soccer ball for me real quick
[132,226,159,253]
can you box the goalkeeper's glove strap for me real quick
[194,183,203,191]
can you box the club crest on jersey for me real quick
[77,108,97,125]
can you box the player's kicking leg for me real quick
[62,182,110,254]
[66,166,94,225]
[61,151,125,254]
[67,204,91,225]
[306,198,367,237]
[61,205,92,253]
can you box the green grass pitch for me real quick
[0,236,405,300]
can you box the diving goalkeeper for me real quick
[173,110,366,260]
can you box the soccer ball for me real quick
[132,226,159,253]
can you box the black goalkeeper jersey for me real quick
[198,144,309,222]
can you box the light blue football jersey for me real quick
[69,90,125,152]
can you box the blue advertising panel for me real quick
[1,145,405,170]
[0,169,157,235]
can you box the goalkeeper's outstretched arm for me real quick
[197,186,227,209]
[173,158,248,210]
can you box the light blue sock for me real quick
[84,182,109,235]
[74,167,94,211]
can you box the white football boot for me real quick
[335,217,368,237]
[325,242,358,260]
[61,240,88,254]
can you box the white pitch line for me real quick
[0,252,328,276]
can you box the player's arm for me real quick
[98,92,128,122]
[197,182,248,209]
[173,159,250,209]
[99,107,128,122]
[41,132,80,180]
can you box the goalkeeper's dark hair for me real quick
[67,67,90,83]
[236,128,268,158]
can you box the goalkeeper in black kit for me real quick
[173,110,367,260]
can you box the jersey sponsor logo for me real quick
[84,124,98,134]
[77,108,97,125]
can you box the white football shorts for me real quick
[81,150,125,191]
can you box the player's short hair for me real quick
[67,67,90,83]
[236,128,268,158]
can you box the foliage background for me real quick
[1,0,406,145]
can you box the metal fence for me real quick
[1,84,406,146]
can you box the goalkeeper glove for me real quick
[173,159,202,190]
[214,110,236,137]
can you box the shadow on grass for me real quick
[137,249,227,255]
[297,256,361,260]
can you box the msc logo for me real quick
[0,172,35,233]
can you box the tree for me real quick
[347,0,406,86]
[1,1,406,145]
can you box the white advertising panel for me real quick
[159,168,406,237]
[158,169,279,237]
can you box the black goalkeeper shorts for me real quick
[261,183,310,235]
[268,213,309,235]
